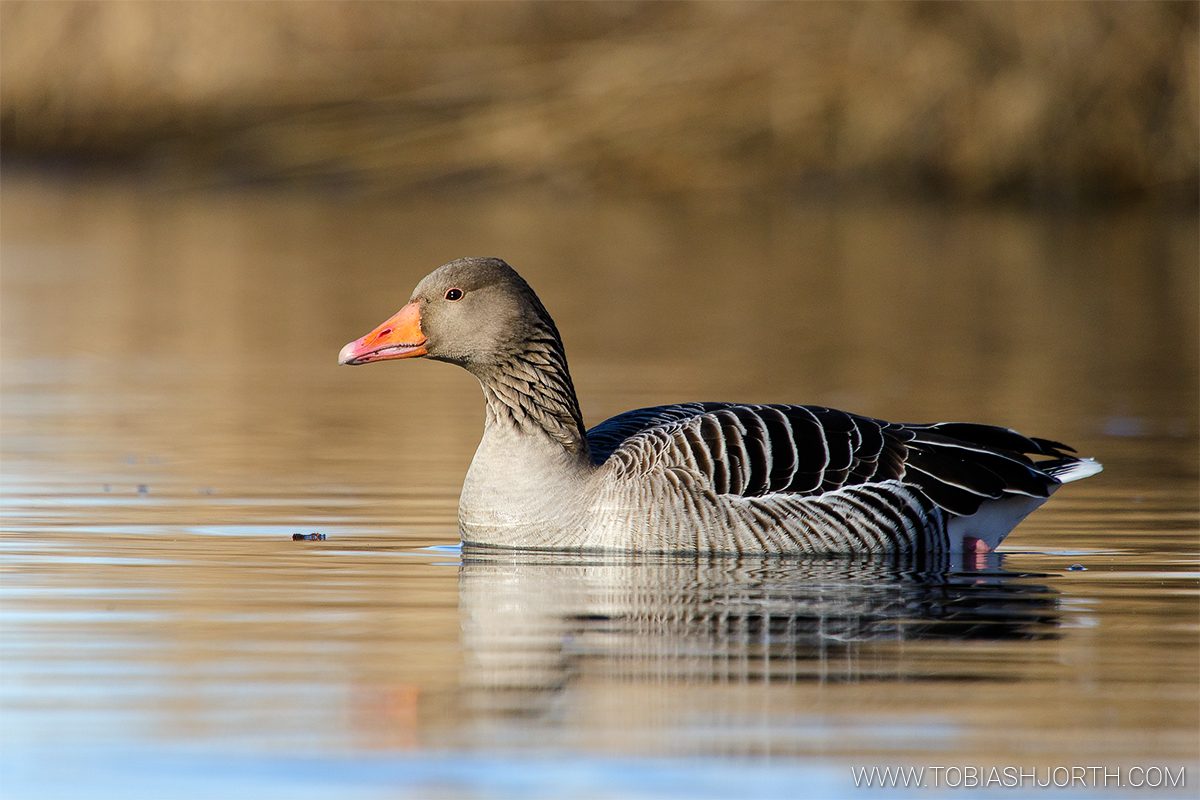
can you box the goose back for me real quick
[590,403,1075,515]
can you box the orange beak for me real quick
[338,301,428,365]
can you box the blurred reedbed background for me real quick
[2,0,1197,204]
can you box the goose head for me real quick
[338,257,551,373]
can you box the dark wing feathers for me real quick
[758,406,799,493]
[731,407,771,497]
[587,403,1072,518]
[587,403,727,465]
[901,448,1008,515]
[903,429,1057,498]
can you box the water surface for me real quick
[2,175,1197,798]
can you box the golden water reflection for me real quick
[1,175,1196,790]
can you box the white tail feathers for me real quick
[1048,458,1104,484]
[947,457,1102,553]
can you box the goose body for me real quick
[340,257,1101,555]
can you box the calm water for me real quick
[1,174,1197,799]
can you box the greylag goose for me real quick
[339,257,1101,556]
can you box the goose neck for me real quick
[475,351,591,463]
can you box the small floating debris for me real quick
[102,484,111,493]
[1067,564,1087,571]
[136,484,149,495]
[198,487,214,495]
[292,533,326,541]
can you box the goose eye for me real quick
[444,288,464,301]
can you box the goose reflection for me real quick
[457,550,1059,714]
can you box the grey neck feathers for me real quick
[476,322,590,460]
